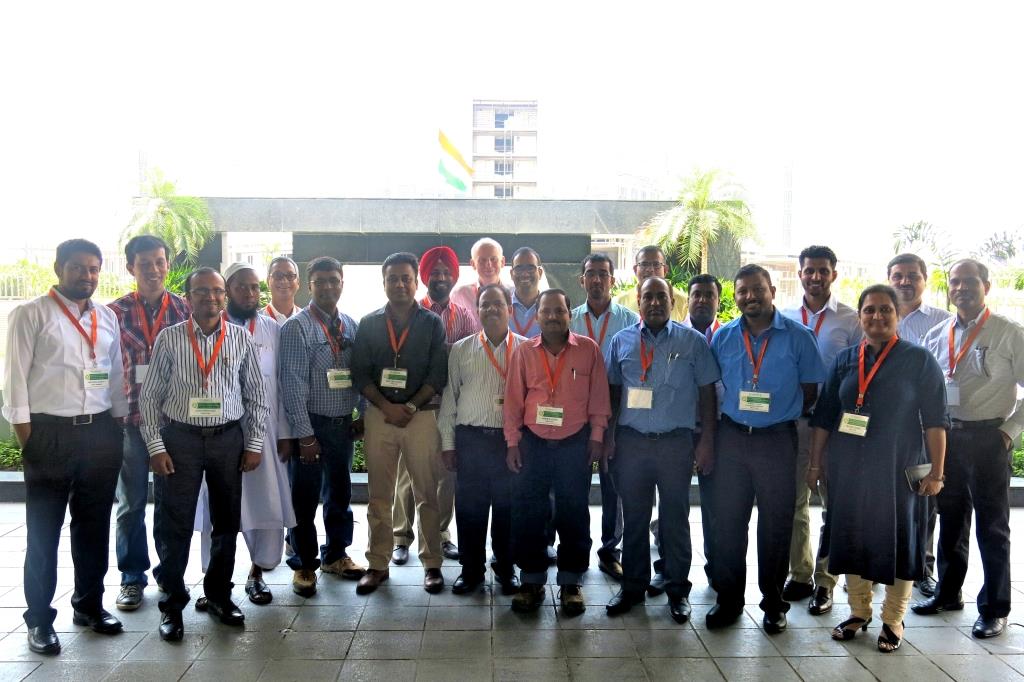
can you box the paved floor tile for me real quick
[340,659,416,682]
[289,605,362,632]
[492,629,566,658]
[424,606,492,630]
[257,659,343,681]
[272,631,354,659]
[179,659,266,682]
[492,604,560,630]
[123,632,210,662]
[642,657,724,681]
[99,660,191,682]
[767,627,852,657]
[414,658,492,681]
[715,657,800,681]
[628,628,710,658]
[0,662,37,682]
[357,606,426,631]
[932,654,1024,681]
[494,657,570,681]
[904,626,988,655]
[24,661,114,680]
[696,628,781,658]
[568,656,647,681]
[856,654,952,681]
[346,630,421,660]
[418,630,491,659]
[785,656,877,682]
[196,631,284,660]
[560,629,637,658]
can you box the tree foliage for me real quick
[124,170,214,267]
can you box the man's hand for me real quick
[441,449,457,472]
[805,465,825,492]
[381,402,413,428]
[12,423,31,449]
[506,446,522,473]
[694,438,714,475]
[277,438,295,463]
[918,475,944,497]
[151,452,175,476]
[1000,430,1013,451]
[601,438,616,472]
[350,417,365,440]
[587,440,603,468]
[240,450,262,473]
[298,437,321,464]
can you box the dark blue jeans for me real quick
[454,426,513,580]
[115,425,153,586]
[597,468,623,563]
[287,413,355,571]
[613,427,694,598]
[511,427,592,586]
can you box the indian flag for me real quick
[438,129,473,192]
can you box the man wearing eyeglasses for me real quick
[266,257,301,323]
[614,245,689,322]
[509,247,544,338]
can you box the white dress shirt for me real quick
[783,294,863,370]
[2,288,128,423]
[922,308,1024,440]
[898,302,952,346]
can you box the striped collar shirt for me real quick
[438,330,527,450]
[279,304,361,439]
[421,295,479,345]
[899,302,952,346]
[569,301,640,358]
[108,290,191,424]
[510,291,542,338]
[782,294,863,370]
[3,288,129,423]
[140,316,269,456]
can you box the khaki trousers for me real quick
[846,574,914,627]
[789,418,836,588]
[364,406,443,570]
[393,455,455,545]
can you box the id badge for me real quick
[945,380,960,407]
[493,395,505,409]
[739,390,771,412]
[838,411,870,437]
[83,369,110,390]
[536,404,564,426]
[135,364,149,385]
[381,368,408,389]
[627,387,654,409]
[189,397,224,418]
[327,368,352,389]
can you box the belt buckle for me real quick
[72,414,93,426]
[200,427,217,437]
[744,424,754,435]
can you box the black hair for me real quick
[382,252,419,276]
[857,284,899,311]
[124,235,170,264]
[477,283,512,307]
[734,264,773,286]
[886,253,928,279]
[538,288,571,310]
[798,245,838,268]
[580,253,614,275]
[634,244,666,263]
[184,266,222,295]
[307,256,343,279]
[56,239,103,267]
[948,258,990,284]
[511,246,541,264]
[688,273,722,296]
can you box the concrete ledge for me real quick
[3,471,1024,506]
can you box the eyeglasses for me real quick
[636,261,666,270]
[191,288,226,298]
[270,272,298,282]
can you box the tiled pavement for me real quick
[0,503,1021,681]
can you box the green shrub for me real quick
[1013,447,1024,478]
[0,439,23,471]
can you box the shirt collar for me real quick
[955,306,989,330]
[802,294,838,315]
[422,295,450,312]
[309,302,340,324]
[741,308,784,334]
[51,286,94,312]
[190,315,223,338]
[585,300,614,319]
[528,331,578,349]
[511,290,539,309]
[640,320,671,338]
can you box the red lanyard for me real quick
[134,291,170,351]
[584,310,612,348]
[222,312,255,336]
[481,331,516,379]
[539,344,568,397]
[856,336,899,410]
[511,307,532,336]
[741,328,770,387]
[386,315,411,364]
[704,320,721,345]
[422,296,456,338]
[187,319,227,390]
[801,307,826,337]
[313,308,345,359]
[266,304,275,318]
[49,289,97,360]
[639,338,655,383]
[947,308,991,377]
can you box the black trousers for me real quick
[287,414,355,572]
[512,427,592,585]
[454,426,513,580]
[935,426,1012,618]
[22,413,121,628]
[613,427,694,598]
[711,419,797,614]
[154,422,243,612]
[597,468,623,562]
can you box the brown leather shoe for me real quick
[356,569,389,595]
[424,568,445,594]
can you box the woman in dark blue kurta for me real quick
[808,285,948,652]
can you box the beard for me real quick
[227,299,258,320]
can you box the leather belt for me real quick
[168,420,240,437]
[721,414,796,435]
[31,410,111,426]
[950,418,1004,430]
[618,426,690,441]
[310,413,353,426]
[457,425,504,437]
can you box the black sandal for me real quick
[831,616,872,641]
[877,621,903,652]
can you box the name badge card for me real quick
[945,380,960,407]
[536,404,564,427]
[381,368,408,389]
[493,395,505,409]
[135,364,149,385]
[83,369,110,390]
[189,397,224,418]
[627,387,654,409]
[739,390,771,412]
[839,411,870,437]
[327,368,352,389]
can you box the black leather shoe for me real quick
[763,611,788,634]
[669,596,692,624]
[391,545,409,566]
[424,568,445,594]
[973,615,1007,639]
[494,572,520,596]
[606,589,645,616]
[781,580,814,602]
[647,572,667,597]
[910,594,965,615]
[451,574,483,595]
[72,609,123,634]
[206,599,245,626]
[705,604,742,629]
[914,576,937,598]
[246,577,272,605]
[159,611,184,642]
[442,541,460,561]
[808,586,833,615]
[27,625,60,654]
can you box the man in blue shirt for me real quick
[604,277,720,622]
[707,264,825,633]
[509,247,543,339]
[569,253,639,581]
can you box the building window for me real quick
[494,160,512,176]
[495,112,509,129]
[495,135,513,153]
[494,185,514,198]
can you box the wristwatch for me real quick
[404,401,418,413]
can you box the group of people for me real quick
[3,234,1021,658]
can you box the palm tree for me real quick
[123,169,214,266]
[639,169,755,274]
[892,220,960,306]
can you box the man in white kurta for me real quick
[195,263,295,605]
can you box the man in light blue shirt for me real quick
[707,264,825,633]
[509,247,543,338]
[569,253,639,581]
[604,277,719,623]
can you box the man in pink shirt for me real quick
[504,288,611,616]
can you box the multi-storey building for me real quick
[471,100,538,199]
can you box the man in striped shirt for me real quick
[140,267,269,641]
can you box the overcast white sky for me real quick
[2,0,1022,264]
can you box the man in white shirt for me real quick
[913,259,1024,639]
[887,252,952,596]
[450,237,508,326]
[266,256,300,323]
[781,245,862,617]
[3,239,129,654]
